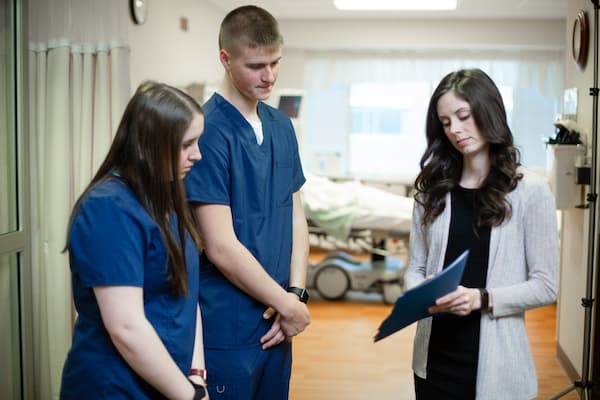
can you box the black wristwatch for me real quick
[479,288,489,312]
[287,286,309,303]
[189,379,206,400]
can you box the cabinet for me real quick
[546,144,584,209]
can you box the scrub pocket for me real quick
[274,161,293,207]
[205,346,262,399]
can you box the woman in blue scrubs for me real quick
[60,81,209,399]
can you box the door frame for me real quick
[0,0,33,398]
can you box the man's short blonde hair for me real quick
[219,5,283,56]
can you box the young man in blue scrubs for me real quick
[184,5,311,400]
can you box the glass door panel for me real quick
[0,253,21,399]
[0,0,17,234]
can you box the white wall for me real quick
[282,18,564,51]
[275,18,565,93]
[128,3,565,103]
[559,0,596,379]
[128,0,225,93]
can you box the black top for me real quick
[425,186,491,399]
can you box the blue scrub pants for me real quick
[205,341,292,400]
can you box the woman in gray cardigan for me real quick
[405,68,558,400]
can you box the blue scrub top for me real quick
[60,178,200,399]
[184,93,305,348]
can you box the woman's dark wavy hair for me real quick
[414,68,522,227]
[65,81,203,295]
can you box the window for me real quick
[301,57,561,180]
[347,82,430,180]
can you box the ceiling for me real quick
[203,0,568,20]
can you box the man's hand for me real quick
[260,293,310,349]
[260,310,287,350]
[278,293,310,337]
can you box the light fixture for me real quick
[333,0,457,11]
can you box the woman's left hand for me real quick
[428,285,481,316]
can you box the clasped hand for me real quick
[259,293,310,349]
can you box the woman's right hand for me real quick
[428,285,481,316]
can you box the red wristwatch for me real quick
[190,368,208,384]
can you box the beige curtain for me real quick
[28,0,130,397]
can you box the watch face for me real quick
[191,383,206,400]
[301,289,309,302]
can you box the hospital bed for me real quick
[301,173,414,303]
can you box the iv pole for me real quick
[550,1,599,399]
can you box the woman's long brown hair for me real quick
[65,81,202,295]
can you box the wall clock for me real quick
[130,0,148,25]
[572,10,589,70]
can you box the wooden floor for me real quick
[290,290,578,399]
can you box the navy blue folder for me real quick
[374,250,470,342]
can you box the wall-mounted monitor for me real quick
[278,95,303,119]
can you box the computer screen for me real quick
[278,95,302,118]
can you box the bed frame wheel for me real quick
[314,264,350,300]
[382,283,403,305]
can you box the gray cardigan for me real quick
[405,168,559,400]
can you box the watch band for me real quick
[479,288,489,312]
[287,286,309,303]
[189,368,207,384]
[188,378,206,400]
